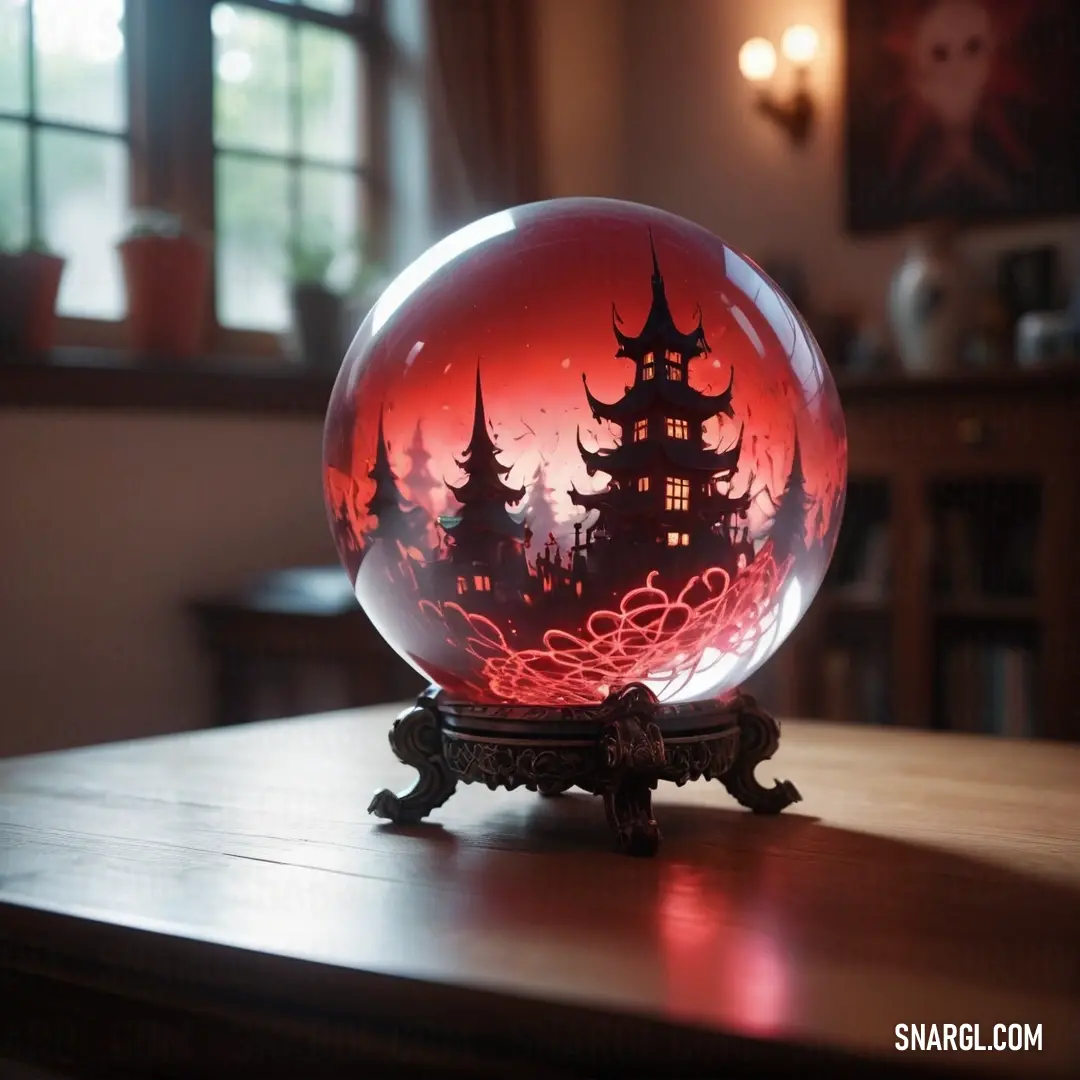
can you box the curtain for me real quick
[425,0,542,232]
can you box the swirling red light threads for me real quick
[417,545,790,705]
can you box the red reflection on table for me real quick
[658,861,790,1037]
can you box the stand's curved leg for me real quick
[722,694,802,814]
[603,778,661,857]
[368,704,457,824]
[596,683,666,855]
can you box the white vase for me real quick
[888,226,972,376]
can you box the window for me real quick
[666,362,683,381]
[665,417,688,440]
[666,531,689,547]
[473,574,491,592]
[213,2,367,331]
[1,0,130,318]
[1,0,376,347]
[665,476,689,512]
[637,476,650,492]
[456,575,467,595]
[643,359,655,381]
[633,418,648,442]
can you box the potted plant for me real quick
[118,209,211,360]
[0,225,66,356]
[288,234,348,370]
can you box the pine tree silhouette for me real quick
[403,419,439,515]
[768,433,813,563]
[442,364,526,569]
[523,462,562,555]
[364,406,427,549]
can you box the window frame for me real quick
[6,0,389,356]
[664,475,689,512]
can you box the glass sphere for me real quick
[324,198,847,706]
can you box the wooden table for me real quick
[1,709,1077,1079]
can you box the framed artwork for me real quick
[844,0,1080,232]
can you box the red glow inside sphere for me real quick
[324,199,847,706]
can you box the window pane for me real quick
[213,4,291,155]
[299,23,363,165]
[33,0,126,132]
[0,120,29,248]
[217,153,289,330]
[39,129,127,318]
[0,0,28,114]
[300,165,360,290]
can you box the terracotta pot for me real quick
[119,233,210,358]
[0,251,66,355]
[291,283,344,370]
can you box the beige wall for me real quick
[536,0,1080,325]
[0,413,334,757]
[3,0,1077,757]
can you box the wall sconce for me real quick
[739,25,819,146]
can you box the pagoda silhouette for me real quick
[364,235,759,630]
[568,233,753,588]
[427,367,531,609]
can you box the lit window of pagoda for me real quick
[667,531,679,546]
[681,532,689,546]
[665,476,689,511]
[637,477,650,492]
[634,418,648,441]
[474,575,492,591]
[666,357,683,381]
[643,358,655,381]
[456,576,467,594]
[666,418,688,440]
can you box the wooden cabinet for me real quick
[749,370,1080,740]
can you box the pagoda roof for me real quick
[582,365,735,424]
[576,426,743,478]
[450,362,526,506]
[569,484,751,520]
[447,472,526,507]
[612,233,709,360]
[567,486,655,516]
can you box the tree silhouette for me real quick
[403,419,440,516]
[364,407,427,550]
[443,365,526,568]
[523,461,562,557]
[767,433,813,563]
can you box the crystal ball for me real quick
[324,198,847,706]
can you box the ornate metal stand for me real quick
[368,682,800,856]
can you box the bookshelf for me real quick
[763,369,1080,741]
